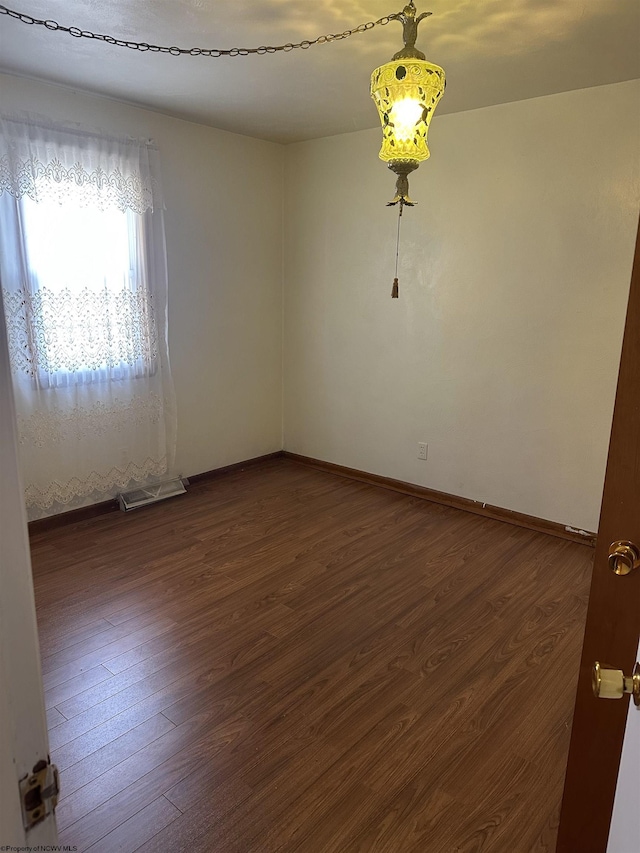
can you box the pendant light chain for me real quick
[0,3,403,57]
[392,202,404,299]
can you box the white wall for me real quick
[0,73,284,484]
[283,80,640,532]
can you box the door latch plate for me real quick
[19,758,60,830]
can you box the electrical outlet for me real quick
[418,442,428,461]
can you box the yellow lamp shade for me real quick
[371,59,445,165]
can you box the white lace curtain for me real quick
[0,116,176,517]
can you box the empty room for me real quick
[1,1,639,851]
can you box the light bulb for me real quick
[389,98,423,142]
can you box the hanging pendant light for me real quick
[371,1,445,297]
[371,1,445,208]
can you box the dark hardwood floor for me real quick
[30,458,594,852]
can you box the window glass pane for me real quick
[20,187,156,380]
[21,195,132,295]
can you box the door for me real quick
[556,217,640,852]
[0,292,58,845]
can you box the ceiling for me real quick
[0,0,639,144]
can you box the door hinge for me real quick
[19,758,60,830]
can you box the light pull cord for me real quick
[392,200,404,298]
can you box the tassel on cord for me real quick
[392,200,404,298]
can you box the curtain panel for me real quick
[0,116,176,517]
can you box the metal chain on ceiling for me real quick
[0,3,409,58]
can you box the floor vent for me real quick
[118,478,186,511]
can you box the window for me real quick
[16,184,157,386]
[0,116,175,513]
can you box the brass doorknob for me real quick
[592,662,640,706]
[608,540,640,576]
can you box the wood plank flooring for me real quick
[29,458,594,852]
